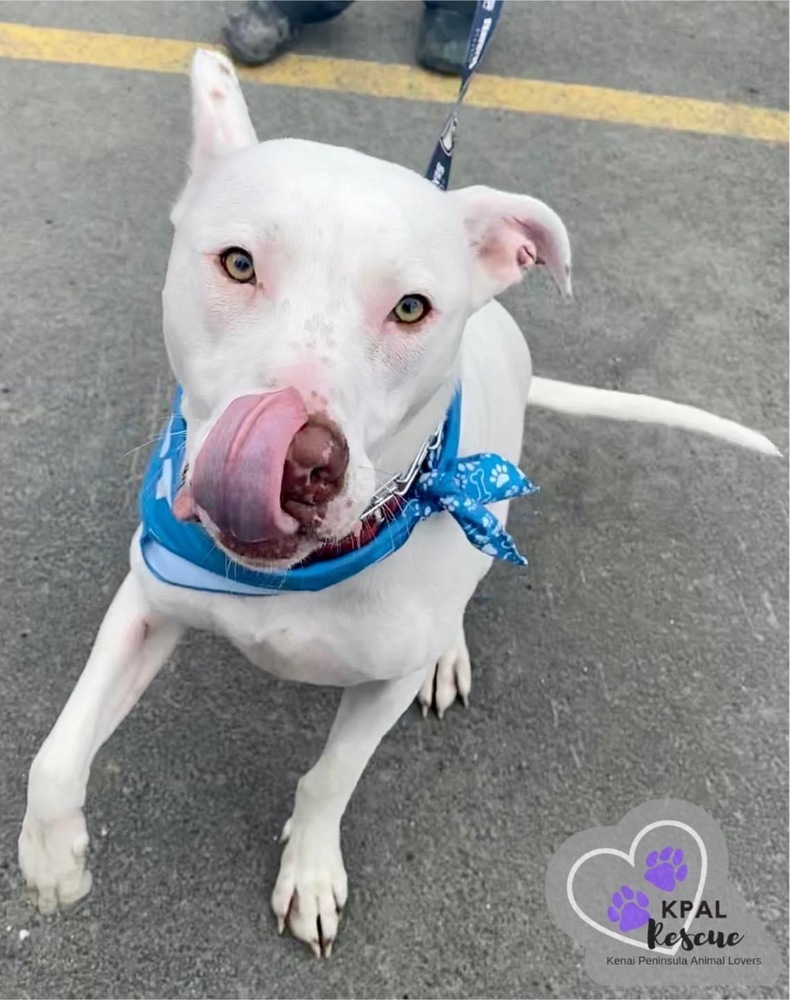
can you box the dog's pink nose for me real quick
[281,419,349,527]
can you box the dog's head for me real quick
[164,50,570,570]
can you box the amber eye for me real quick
[391,294,430,325]
[220,247,256,283]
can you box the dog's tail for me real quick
[527,377,781,457]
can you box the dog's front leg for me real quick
[19,571,183,913]
[272,669,424,957]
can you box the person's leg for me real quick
[224,0,354,67]
[275,1,354,23]
[418,0,477,75]
[424,0,477,11]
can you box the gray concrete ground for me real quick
[0,2,787,998]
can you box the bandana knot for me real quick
[412,452,538,566]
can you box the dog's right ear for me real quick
[171,49,258,224]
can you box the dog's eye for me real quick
[220,247,256,283]
[391,294,430,325]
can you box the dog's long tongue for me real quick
[187,389,309,542]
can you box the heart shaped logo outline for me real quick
[566,820,708,955]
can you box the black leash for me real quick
[425,0,504,190]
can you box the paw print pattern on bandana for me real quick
[440,495,461,514]
[415,451,537,565]
[490,462,511,488]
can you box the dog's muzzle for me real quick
[172,388,349,546]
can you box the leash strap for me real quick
[425,0,504,190]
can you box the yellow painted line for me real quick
[0,21,787,144]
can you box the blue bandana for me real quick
[138,387,537,596]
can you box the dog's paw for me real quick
[271,817,347,958]
[418,626,471,719]
[18,811,93,914]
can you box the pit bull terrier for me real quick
[19,50,779,958]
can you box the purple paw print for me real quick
[644,846,688,892]
[607,885,650,932]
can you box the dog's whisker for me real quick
[119,436,165,461]
[353,463,402,481]
[120,428,187,462]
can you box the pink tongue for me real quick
[190,389,308,542]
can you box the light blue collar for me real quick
[138,386,537,596]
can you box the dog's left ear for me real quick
[448,185,572,311]
[171,49,258,224]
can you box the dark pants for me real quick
[273,1,476,25]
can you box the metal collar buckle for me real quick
[359,415,446,520]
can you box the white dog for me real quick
[19,51,779,958]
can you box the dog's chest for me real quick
[233,628,364,686]
[133,545,438,687]
[217,593,434,686]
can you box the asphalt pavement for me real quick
[0,2,787,998]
